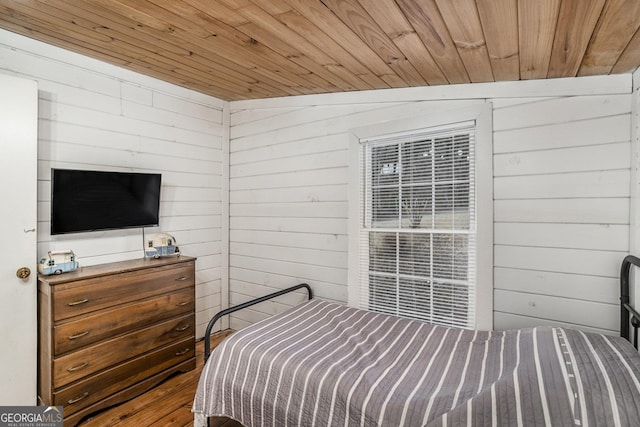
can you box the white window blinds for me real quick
[358,121,476,328]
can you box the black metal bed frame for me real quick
[200,255,640,363]
[203,283,313,361]
[620,255,640,349]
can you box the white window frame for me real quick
[348,104,493,330]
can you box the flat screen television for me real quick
[51,168,161,235]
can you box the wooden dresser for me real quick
[37,256,196,426]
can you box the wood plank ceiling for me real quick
[0,0,639,101]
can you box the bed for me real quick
[193,256,640,426]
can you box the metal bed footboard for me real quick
[203,283,313,361]
[620,255,640,349]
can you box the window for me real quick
[348,106,492,330]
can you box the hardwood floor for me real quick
[78,330,240,427]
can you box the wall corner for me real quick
[220,101,231,330]
[630,70,640,311]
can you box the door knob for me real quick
[16,267,31,279]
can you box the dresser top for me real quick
[38,255,196,285]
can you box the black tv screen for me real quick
[51,169,161,235]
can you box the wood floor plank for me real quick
[78,330,235,427]
[147,404,193,426]
[79,371,198,425]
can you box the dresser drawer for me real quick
[52,313,194,388]
[54,287,194,355]
[53,338,195,416]
[53,263,194,321]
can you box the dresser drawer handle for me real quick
[67,361,89,372]
[175,324,190,332]
[175,276,190,282]
[68,331,90,340]
[175,348,190,356]
[67,392,89,405]
[176,301,189,306]
[67,298,89,306]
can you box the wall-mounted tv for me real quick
[51,168,161,235]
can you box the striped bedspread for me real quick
[193,299,640,426]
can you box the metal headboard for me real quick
[620,255,640,349]
[203,283,313,361]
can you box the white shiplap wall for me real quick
[228,100,485,329]
[492,95,631,335]
[229,76,633,334]
[0,30,226,338]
